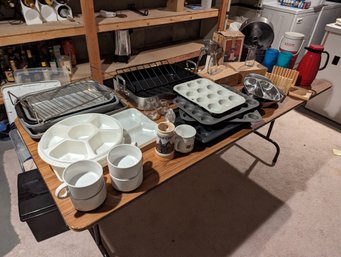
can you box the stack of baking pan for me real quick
[173,78,262,144]
[14,80,126,139]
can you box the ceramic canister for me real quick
[155,121,175,160]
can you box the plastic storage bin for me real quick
[18,169,69,242]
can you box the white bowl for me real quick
[110,168,143,192]
[70,180,107,212]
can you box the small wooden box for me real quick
[198,65,240,86]
[213,30,245,64]
[227,61,267,84]
[166,0,185,12]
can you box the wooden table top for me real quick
[15,79,331,231]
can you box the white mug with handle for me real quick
[55,160,104,200]
[175,124,196,154]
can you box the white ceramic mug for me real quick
[107,143,143,180]
[55,160,104,200]
[175,124,196,154]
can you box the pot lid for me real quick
[240,17,274,49]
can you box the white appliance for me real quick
[261,2,320,65]
[305,22,341,124]
[309,3,341,44]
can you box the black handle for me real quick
[319,51,330,71]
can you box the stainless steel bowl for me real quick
[243,73,285,107]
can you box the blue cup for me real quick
[262,48,279,73]
[276,51,293,68]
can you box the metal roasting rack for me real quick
[115,60,194,94]
[17,80,115,123]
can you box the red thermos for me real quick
[296,44,329,87]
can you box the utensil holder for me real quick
[265,72,293,95]
[270,66,313,100]
[37,0,57,22]
[20,0,43,25]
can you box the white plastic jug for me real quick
[279,32,304,68]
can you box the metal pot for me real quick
[240,17,274,63]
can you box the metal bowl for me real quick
[243,73,285,107]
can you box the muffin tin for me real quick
[173,78,246,114]
[174,109,246,144]
[178,108,262,124]
[38,113,123,181]
[174,85,261,125]
[243,73,285,103]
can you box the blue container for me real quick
[276,51,293,68]
[263,48,279,72]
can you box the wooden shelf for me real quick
[0,8,218,47]
[0,19,85,47]
[96,8,219,32]
[71,41,204,81]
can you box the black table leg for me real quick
[89,224,109,257]
[253,120,281,165]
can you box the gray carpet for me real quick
[1,109,340,257]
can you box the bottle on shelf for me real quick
[19,50,28,69]
[3,55,15,83]
[26,49,36,68]
[9,59,17,72]
[48,47,58,73]
[0,49,6,84]
[62,38,77,66]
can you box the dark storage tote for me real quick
[17,169,69,242]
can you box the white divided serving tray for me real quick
[173,78,246,114]
[112,108,157,148]
[38,113,123,181]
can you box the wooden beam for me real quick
[217,0,229,31]
[79,0,103,83]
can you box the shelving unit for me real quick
[0,8,219,47]
[71,40,204,81]
[0,0,229,105]
[79,0,228,82]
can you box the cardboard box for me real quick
[198,65,240,86]
[227,61,267,84]
[166,0,185,12]
[213,30,245,64]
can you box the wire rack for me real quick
[19,80,115,122]
[115,60,193,94]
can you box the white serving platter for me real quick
[173,78,246,114]
[38,113,123,181]
[112,108,157,148]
